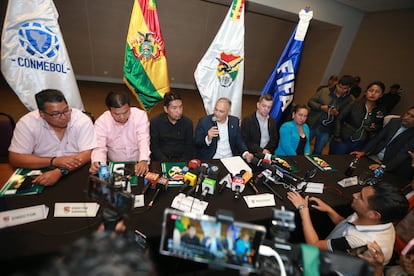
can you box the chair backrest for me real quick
[383,114,400,127]
[0,112,15,160]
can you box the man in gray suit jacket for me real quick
[353,106,414,181]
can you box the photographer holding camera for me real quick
[287,182,408,272]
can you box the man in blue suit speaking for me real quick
[194,97,253,162]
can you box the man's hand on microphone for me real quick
[135,161,149,176]
[207,126,219,142]
[243,152,254,163]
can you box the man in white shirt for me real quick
[287,182,408,265]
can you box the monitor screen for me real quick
[160,208,266,272]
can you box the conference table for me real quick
[0,155,407,270]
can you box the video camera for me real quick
[88,175,134,227]
[259,207,376,275]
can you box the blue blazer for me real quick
[275,120,310,156]
[194,114,248,159]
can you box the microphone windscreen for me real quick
[242,170,253,183]
[183,171,197,186]
[145,172,160,185]
[188,159,201,170]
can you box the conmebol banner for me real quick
[1,0,84,111]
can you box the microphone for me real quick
[200,165,219,199]
[180,171,197,192]
[188,158,201,170]
[231,171,246,199]
[180,159,201,192]
[148,177,168,209]
[218,173,232,193]
[188,162,209,196]
[115,167,136,193]
[242,170,259,194]
[115,166,135,176]
[259,169,283,200]
[143,172,159,194]
[201,177,217,199]
[212,116,220,140]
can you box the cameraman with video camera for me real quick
[287,182,408,275]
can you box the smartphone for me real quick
[347,244,368,256]
[402,239,414,256]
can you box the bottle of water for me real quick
[366,165,386,185]
[373,165,386,179]
[345,155,359,177]
[98,161,110,180]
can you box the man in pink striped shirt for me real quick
[90,91,150,176]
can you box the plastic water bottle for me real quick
[98,161,110,180]
[373,165,386,179]
[345,156,359,177]
[366,165,386,185]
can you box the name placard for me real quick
[0,204,49,229]
[244,193,275,208]
[54,202,99,217]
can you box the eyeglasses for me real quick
[43,108,72,119]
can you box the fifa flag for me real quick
[261,8,313,124]
[1,0,84,111]
[194,0,245,119]
[124,0,170,111]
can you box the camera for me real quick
[88,175,134,217]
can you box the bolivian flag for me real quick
[123,0,170,111]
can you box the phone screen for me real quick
[159,208,266,272]
[347,245,368,256]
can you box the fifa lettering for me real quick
[279,95,294,111]
[17,57,67,74]
[275,59,295,111]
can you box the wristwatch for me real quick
[60,167,69,176]
[297,204,306,211]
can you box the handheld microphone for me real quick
[231,171,246,199]
[212,116,220,140]
[143,172,159,194]
[148,177,168,209]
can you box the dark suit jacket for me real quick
[194,114,248,159]
[241,112,279,155]
[363,118,414,180]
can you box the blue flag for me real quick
[261,8,313,124]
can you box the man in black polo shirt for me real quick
[150,91,194,161]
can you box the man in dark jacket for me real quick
[352,106,414,181]
[194,97,253,162]
[307,75,354,154]
[241,94,278,156]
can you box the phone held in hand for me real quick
[347,244,368,256]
